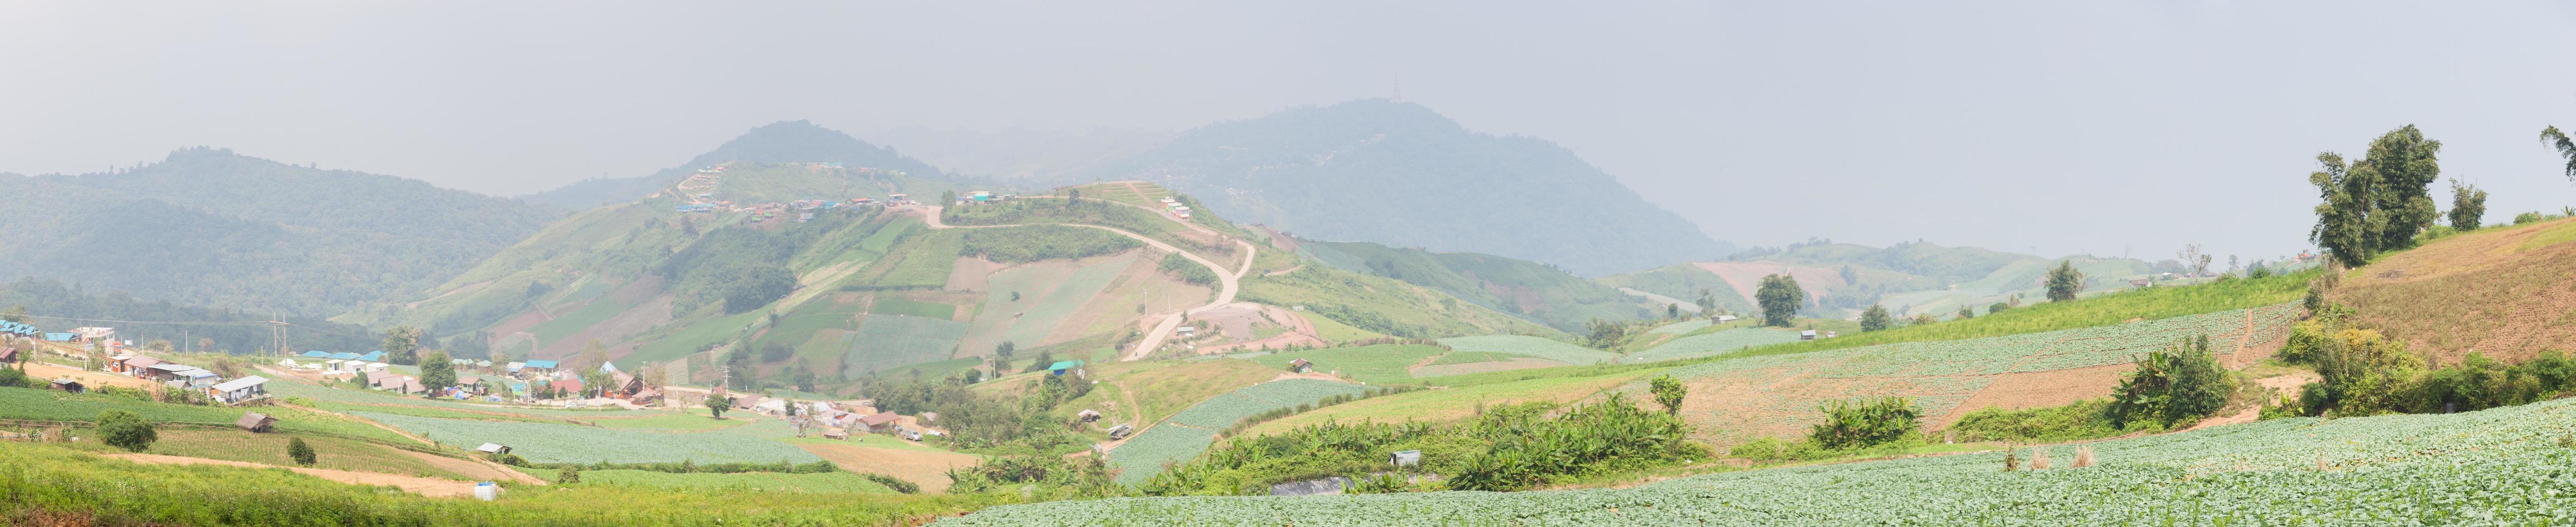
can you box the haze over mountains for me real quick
[520,121,952,210]
[0,147,559,315]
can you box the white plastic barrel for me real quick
[474,481,497,501]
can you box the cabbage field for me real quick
[1434,335,1619,366]
[947,396,2576,525]
[349,411,821,465]
[1109,379,1371,484]
[1618,327,1805,364]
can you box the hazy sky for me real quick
[6,1,2574,264]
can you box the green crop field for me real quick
[348,411,819,465]
[870,298,956,319]
[625,308,765,365]
[1646,318,1710,334]
[950,395,2576,525]
[1423,351,1558,367]
[574,469,897,494]
[1618,327,1806,364]
[58,429,473,480]
[263,376,643,418]
[0,387,409,443]
[969,254,1129,350]
[529,294,631,345]
[851,229,964,289]
[587,413,752,432]
[1110,379,1372,484]
[1743,269,2315,359]
[845,314,970,377]
[1243,345,1445,385]
[1435,335,1619,365]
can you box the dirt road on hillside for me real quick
[912,205,1251,361]
[106,453,489,497]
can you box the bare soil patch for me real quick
[797,443,982,493]
[2340,220,2576,362]
[944,255,1000,293]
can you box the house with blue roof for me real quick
[356,351,386,362]
[46,333,76,342]
[300,351,332,358]
[328,352,361,360]
[1048,360,1086,376]
[522,360,559,374]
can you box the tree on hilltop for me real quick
[2308,126,2444,267]
[1859,304,1892,332]
[2448,179,2488,230]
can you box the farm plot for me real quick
[870,298,957,320]
[843,314,970,377]
[0,387,407,443]
[1242,345,1446,385]
[1646,318,1711,334]
[575,469,897,494]
[348,411,821,465]
[947,396,2576,526]
[1433,335,1618,365]
[1110,379,1370,484]
[1619,327,1806,364]
[960,253,1132,353]
[1662,304,2303,440]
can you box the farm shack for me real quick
[476,443,512,455]
[1176,326,1196,338]
[50,379,83,394]
[1076,409,1102,423]
[210,376,270,404]
[856,411,902,433]
[824,428,849,440]
[1714,315,1739,323]
[116,355,164,375]
[0,346,15,365]
[1047,360,1086,377]
[1107,424,1135,439]
[1288,358,1313,373]
[1390,450,1423,467]
[235,412,276,432]
[1799,330,1818,340]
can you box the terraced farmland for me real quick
[1243,344,1446,385]
[949,395,2576,526]
[1666,304,2302,440]
[1434,335,1618,365]
[1109,379,1371,484]
[845,314,970,376]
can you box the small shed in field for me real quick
[1076,409,1102,422]
[1799,330,1818,340]
[476,443,512,455]
[50,379,84,394]
[1390,450,1423,467]
[235,412,276,433]
[1107,424,1135,439]
[1288,358,1313,373]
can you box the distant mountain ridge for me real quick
[1076,99,1732,276]
[0,147,561,316]
[522,120,952,209]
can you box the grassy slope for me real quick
[2336,217,2576,362]
[1298,240,1656,332]
[1238,266,1560,339]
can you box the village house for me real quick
[855,411,902,434]
[52,378,85,394]
[0,346,16,365]
[521,359,560,376]
[1288,358,1314,373]
[115,355,164,375]
[546,378,582,398]
[210,376,270,404]
[1049,360,1086,377]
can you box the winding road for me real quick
[912,205,1253,361]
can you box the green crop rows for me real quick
[1109,379,1371,484]
[1434,335,1619,366]
[952,396,2576,525]
[1646,318,1710,335]
[1244,345,1446,385]
[577,469,896,494]
[870,299,957,319]
[1620,327,1805,364]
[348,411,820,465]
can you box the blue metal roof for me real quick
[301,351,332,358]
[1048,360,1086,371]
[45,333,74,341]
[328,352,362,360]
[523,360,559,369]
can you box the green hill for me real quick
[521,120,960,209]
[1297,239,1658,331]
[1079,99,1732,276]
[1602,241,2158,319]
[0,147,560,316]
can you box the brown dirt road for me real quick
[106,453,488,497]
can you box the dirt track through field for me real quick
[105,453,488,497]
[910,204,1253,362]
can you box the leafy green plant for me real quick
[2108,335,2229,429]
[1808,397,1919,450]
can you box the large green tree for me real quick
[2045,260,2085,302]
[2448,179,2488,230]
[417,350,456,395]
[1754,274,1803,327]
[382,326,422,365]
[1857,304,1892,332]
[2308,126,2444,267]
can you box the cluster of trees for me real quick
[661,224,819,314]
[2280,315,2576,417]
[2304,125,2488,267]
[858,371,1091,450]
[1157,253,1216,286]
[1754,274,1803,327]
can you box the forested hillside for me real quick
[522,120,955,209]
[1079,99,1730,276]
[0,278,378,353]
[0,148,560,316]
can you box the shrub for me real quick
[556,465,582,484]
[2515,211,2547,225]
[1809,397,1919,450]
[286,437,316,466]
[95,410,157,452]
[0,365,25,388]
[1948,398,2131,443]
[863,473,921,494]
[2108,336,2230,429]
